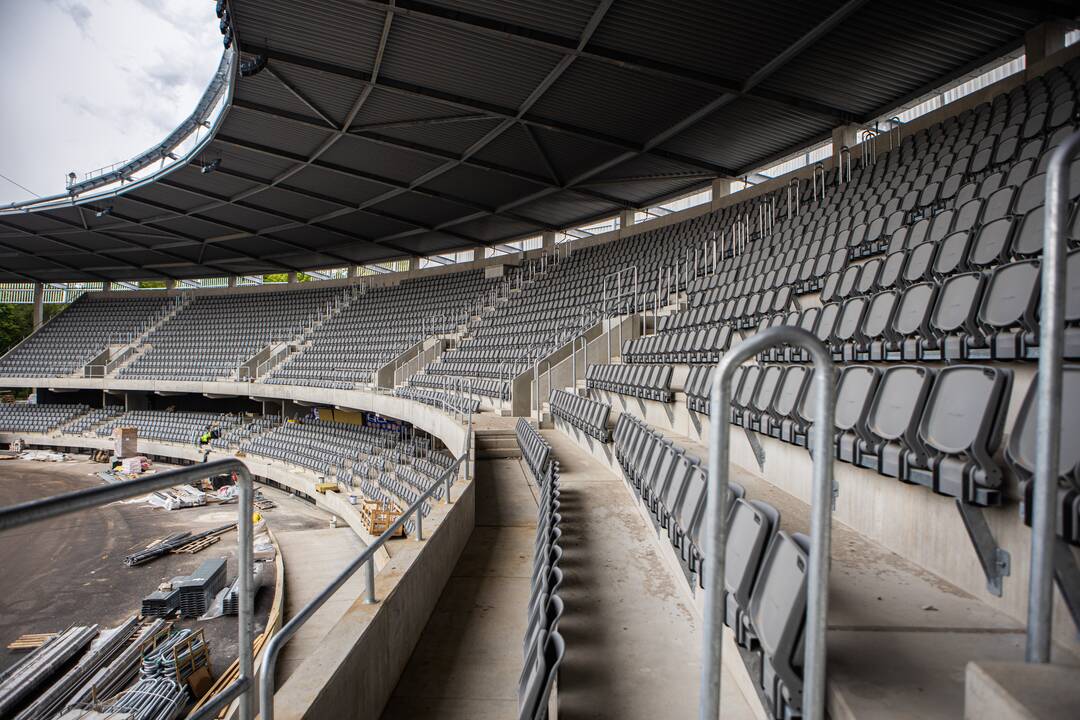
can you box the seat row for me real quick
[585,364,673,402]
[516,418,552,480]
[516,423,564,720]
[548,389,611,442]
[611,413,810,720]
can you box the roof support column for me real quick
[542,231,556,250]
[710,178,736,208]
[287,271,298,284]
[1025,20,1073,66]
[164,279,176,291]
[408,257,419,272]
[471,246,484,264]
[227,276,238,288]
[347,265,357,279]
[619,209,635,231]
[31,282,44,330]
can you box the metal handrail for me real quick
[0,458,256,720]
[699,326,835,720]
[258,455,467,720]
[1027,128,1080,663]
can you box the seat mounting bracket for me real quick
[955,499,1010,597]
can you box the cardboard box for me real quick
[113,427,138,458]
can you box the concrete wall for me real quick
[273,479,476,720]
[584,380,1080,657]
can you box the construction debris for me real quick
[20,450,67,462]
[6,633,58,652]
[147,486,205,512]
[170,535,219,555]
[97,676,188,720]
[65,619,170,709]
[252,491,276,511]
[177,559,227,618]
[0,625,99,717]
[123,524,233,567]
[13,618,140,720]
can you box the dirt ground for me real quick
[0,454,332,679]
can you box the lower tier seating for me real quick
[516,420,564,720]
[613,413,809,720]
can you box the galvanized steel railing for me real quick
[258,454,468,720]
[0,458,257,720]
[1027,128,1080,663]
[699,325,835,720]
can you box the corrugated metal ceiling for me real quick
[0,0,1069,281]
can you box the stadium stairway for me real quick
[381,438,537,719]
[383,415,756,719]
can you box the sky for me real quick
[0,0,223,204]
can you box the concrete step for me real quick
[965,661,1080,719]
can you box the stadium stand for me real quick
[0,295,176,377]
[118,287,341,381]
[0,403,92,434]
[2,18,1080,720]
[266,271,496,388]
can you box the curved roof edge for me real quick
[2,49,236,215]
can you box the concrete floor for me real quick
[540,429,754,720]
[381,423,754,720]
[380,456,535,719]
[274,526,368,683]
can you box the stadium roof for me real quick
[1,0,1074,282]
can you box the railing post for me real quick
[365,557,377,603]
[415,506,424,541]
[700,327,834,720]
[1027,129,1080,663]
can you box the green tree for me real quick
[263,273,312,283]
[0,304,32,356]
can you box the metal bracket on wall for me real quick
[1053,538,1080,632]
[742,427,766,471]
[955,499,1011,597]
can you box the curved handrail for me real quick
[0,458,257,720]
[258,455,466,720]
[699,326,835,720]
[1027,127,1080,663]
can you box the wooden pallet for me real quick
[359,499,404,537]
[171,535,220,554]
[7,632,58,651]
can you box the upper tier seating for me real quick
[266,271,495,389]
[0,295,175,377]
[118,286,341,381]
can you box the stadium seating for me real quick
[119,287,340,381]
[0,403,93,434]
[515,420,564,720]
[267,271,495,388]
[0,295,175,377]
[548,389,610,441]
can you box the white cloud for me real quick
[0,0,222,203]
